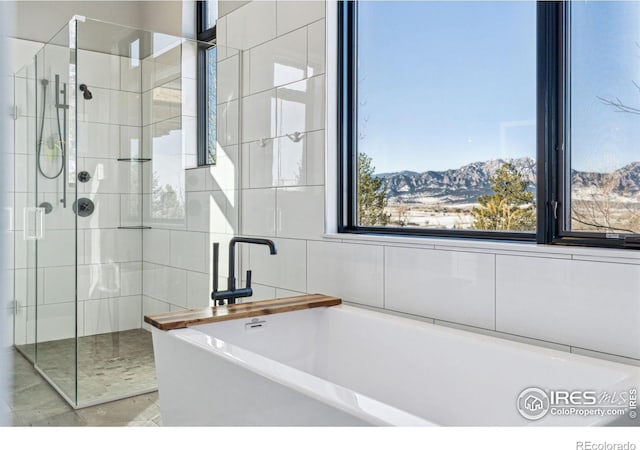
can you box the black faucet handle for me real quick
[245,270,252,288]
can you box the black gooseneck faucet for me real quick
[211,237,277,306]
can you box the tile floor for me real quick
[16,329,157,405]
[6,347,161,426]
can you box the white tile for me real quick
[276,75,325,136]
[43,265,76,304]
[217,16,228,59]
[119,126,142,159]
[277,130,324,186]
[81,89,141,126]
[120,194,142,227]
[186,191,210,232]
[37,302,82,341]
[241,188,276,237]
[141,56,155,93]
[170,230,207,272]
[307,19,325,77]
[181,77,197,117]
[77,50,121,90]
[167,268,188,308]
[142,296,171,331]
[305,130,325,185]
[14,306,33,346]
[187,271,210,309]
[276,1,325,36]
[84,296,141,335]
[385,247,496,329]
[153,44,181,87]
[242,90,276,143]
[307,240,384,307]
[143,262,167,301]
[244,283,276,302]
[77,122,120,159]
[218,100,239,146]
[249,28,307,95]
[218,54,240,103]
[248,237,306,293]
[78,158,122,194]
[13,154,28,193]
[120,54,142,92]
[85,229,141,264]
[14,268,43,307]
[242,49,251,95]
[120,261,142,297]
[275,288,305,298]
[181,40,198,80]
[496,255,640,360]
[77,194,121,229]
[248,140,277,188]
[206,145,239,191]
[142,86,180,127]
[185,168,207,192]
[142,229,171,265]
[227,1,277,50]
[276,186,324,239]
[12,193,27,231]
[182,116,198,168]
[13,116,30,155]
[77,263,121,301]
[208,189,235,234]
[38,229,77,267]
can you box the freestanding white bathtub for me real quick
[151,303,639,426]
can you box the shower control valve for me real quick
[78,171,91,183]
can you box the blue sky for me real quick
[357,1,640,174]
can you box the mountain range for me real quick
[376,157,640,205]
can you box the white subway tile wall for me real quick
[225,0,639,365]
[7,1,639,367]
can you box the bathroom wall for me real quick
[140,39,218,327]
[215,0,640,365]
[12,1,196,43]
[11,44,146,344]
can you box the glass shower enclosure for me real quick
[13,16,215,407]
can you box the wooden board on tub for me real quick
[144,294,342,331]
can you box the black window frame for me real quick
[338,0,640,250]
[197,0,217,167]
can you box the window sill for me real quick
[323,232,640,264]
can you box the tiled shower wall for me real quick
[12,47,145,344]
[216,0,640,365]
[140,41,218,326]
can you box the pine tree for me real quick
[358,153,390,226]
[471,162,535,231]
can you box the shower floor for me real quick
[16,328,157,406]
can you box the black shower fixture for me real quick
[79,84,93,100]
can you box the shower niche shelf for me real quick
[117,158,152,162]
[117,226,152,230]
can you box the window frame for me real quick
[197,1,216,167]
[338,0,640,250]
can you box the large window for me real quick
[197,0,217,166]
[339,1,640,249]
[562,1,640,243]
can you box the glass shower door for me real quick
[30,22,78,405]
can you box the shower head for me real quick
[79,84,93,100]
